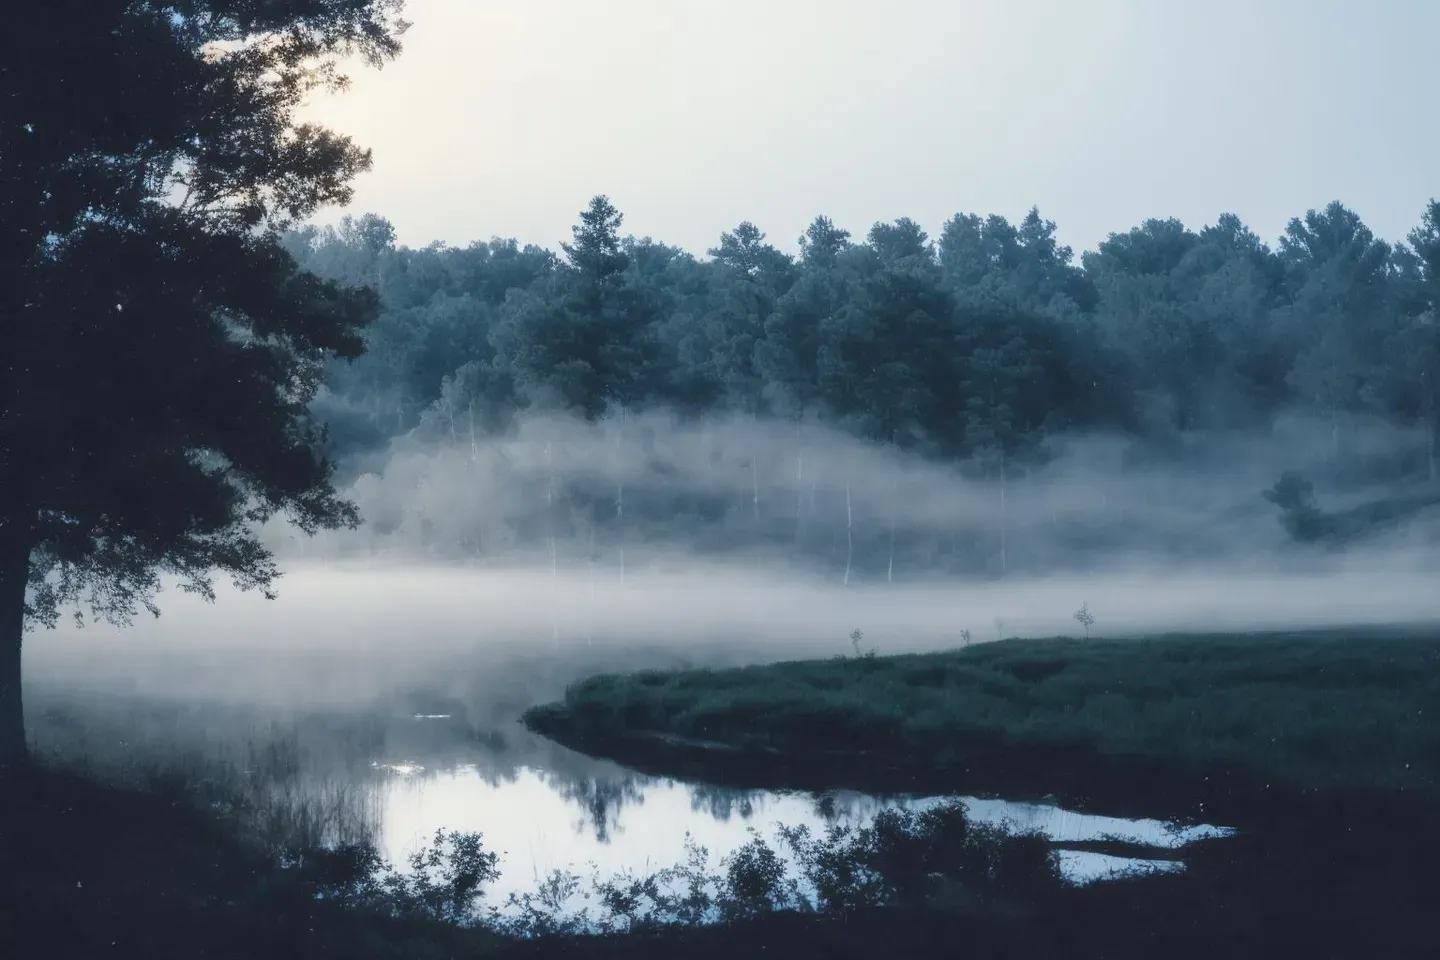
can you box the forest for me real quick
[280,198,1440,577]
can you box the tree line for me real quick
[286,196,1440,489]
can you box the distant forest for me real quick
[280,198,1440,572]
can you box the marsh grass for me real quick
[27,689,388,856]
[10,684,1072,956]
[524,627,1440,820]
[9,669,1437,958]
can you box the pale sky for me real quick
[302,0,1440,259]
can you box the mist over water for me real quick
[270,407,1440,579]
[21,406,1440,918]
[25,555,1440,710]
[14,401,1408,712]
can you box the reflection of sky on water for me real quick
[377,763,1234,904]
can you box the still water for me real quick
[371,716,1234,910]
[30,675,1236,917]
[25,565,1245,915]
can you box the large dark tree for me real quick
[0,0,408,762]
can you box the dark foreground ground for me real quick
[4,760,1439,955]
[3,758,1436,959]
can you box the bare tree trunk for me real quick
[999,454,1008,575]
[0,527,32,765]
[612,411,626,585]
[795,431,805,549]
[468,402,479,461]
[795,422,804,516]
[549,535,559,649]
[752,453,759,523]
[887,476,896,585]
[587,524,596,648]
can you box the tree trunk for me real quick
[887,476,896,585]
[0,528,31,765]
[998,455,1008,575]
[549,536,559,649]
[751,453,759,523]
[587,525,596,648]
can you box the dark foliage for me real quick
[0,0,408,759]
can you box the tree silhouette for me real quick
[0,0,408,762]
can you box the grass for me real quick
[522,626,1440,823]
[12,755,1433,960]
[11,652,1440,959]
[0,752,1076,959]
[7,685,1073,957]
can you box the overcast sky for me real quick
[302,0,1440,259]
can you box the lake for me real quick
[23,561,1288,920]
[373,718,1234,913]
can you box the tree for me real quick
[0,1,408,762]
[1392,201,1440,479]
[489,197,666,418]
[939,208,1095,318]
[961,336,1043,572]
[754,217,855,418]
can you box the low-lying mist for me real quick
[283,405,1440,577]
[26,405,1440,714]
[26,555,1440,714]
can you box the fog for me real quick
[25,403,1440,712]
[301,405,1440,579]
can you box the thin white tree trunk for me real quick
[999,454,1007,575]
[468,402,478,461]
[615,404,625,522]
[587,524,596,648]
[887,476,896,585]
[843,482,853,588]
[545,441,554,506]
[549,535,559,649]
[614,408,625,584]
[752,453,760,523]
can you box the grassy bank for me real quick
[7,759,1432,960]
[522,627,1440,823]
[9,654,1439,960]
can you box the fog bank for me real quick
[26,555,1440,711]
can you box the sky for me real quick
[301,0,1440,259]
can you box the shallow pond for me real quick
[30,680,1236,920]
[371,716,1234,912]
[26,566,1247,919]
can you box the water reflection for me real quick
[26,683,1234,910]
[375,759,1233,903]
